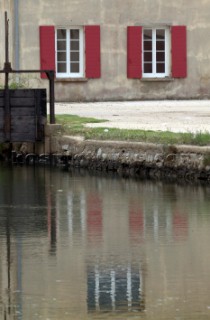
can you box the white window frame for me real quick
[56,27,84,78]
[142,27,170,78]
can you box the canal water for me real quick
[0,165,210,320]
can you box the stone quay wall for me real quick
[2,123,210,182]
[55,134,210,182]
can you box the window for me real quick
[39,25,101,79]
[127,25,187,79]
[143,27,170,78]
[56,27,84,78]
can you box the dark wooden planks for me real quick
[0,89,47,142]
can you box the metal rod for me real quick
[4,11,11,141]
[0,69,55,73]
[4,11,9,90]
[5,12,9,64]
[5,72,9,90]
[48,72,55,124]
[14,0,20,70]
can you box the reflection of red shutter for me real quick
[171,26,187,78]
[129,208,144,233]
[129,205,144,244]
[173,212,188,239]
[127,26,142,79]
[39,26,55,79]
[85,26,101,78]
[87,195,102,242]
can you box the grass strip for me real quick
[55,114,210,146]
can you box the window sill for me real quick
[55,78,88,82]
[141,77,174,82]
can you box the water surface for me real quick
[0,165,210,320]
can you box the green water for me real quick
[0,165,210,320]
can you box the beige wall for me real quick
[2,0,210,101]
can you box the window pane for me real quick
[144,29,152,40]
[70,52,79,62]
[70,63,79,73]
[156,29,165,40]
[156,41,165,51]
[70,29,79,39]
[144,41,152,51]
[57,63,66,73]
[57,52,66,62]
[57,29,66,40]
[144,52,152,62]
[71,41,79,50]
[143,27,168,76]
[156,52,165,62]
[156,63,165,73]
[56,28,83,76]
[57,41,66,50]
[144,63,152,73]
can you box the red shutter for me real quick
[39,26,55,79]
[85,26,101,78]
[127,26,142,79]
[171,26,187,78]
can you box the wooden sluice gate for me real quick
[0,89,47,143]
[0,12,55,159]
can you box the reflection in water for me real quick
[87,194,102,244]
[87,263,144,313]
[47,191,57,255]
[0,166,210,319]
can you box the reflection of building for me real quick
[129,202,188,242]
[87,263,144,313]
[2,168,208,319]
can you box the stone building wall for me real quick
[1,0,210,101]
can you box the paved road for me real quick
[52,100,210,133]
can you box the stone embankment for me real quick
[56,134,210,182]
[2,123,210,182]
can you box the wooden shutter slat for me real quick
[39,26,55,79]
[171,26,187,78]
[127,26,142,79]
[85,26,101,78]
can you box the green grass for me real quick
[55,114,210,146]
[55,114,106,135]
